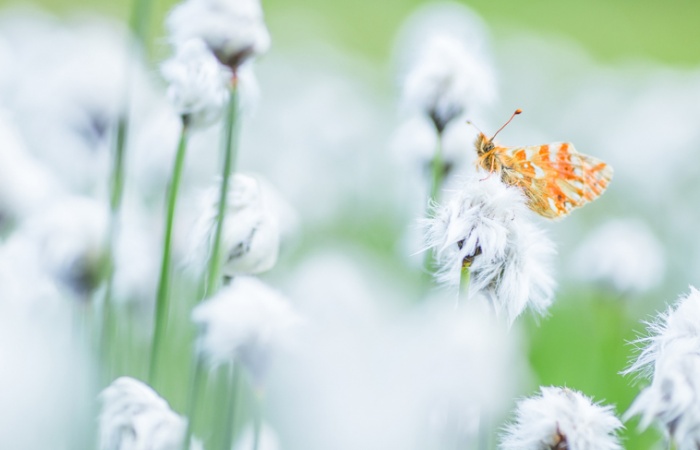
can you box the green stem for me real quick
[181,357,205,450]
[478,411,491,450]
[429,131,444,203]
[459,265,471,304]
[129,0,154,51]
[149,122,190,385]
[99,105,129,378]
[251,390,262,450]
[220,363,242,450]
[423,132,444,277]
[206,83,240,296]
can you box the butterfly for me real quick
[472,109,613,219]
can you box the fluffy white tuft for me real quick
[189,174,280,277]
[501,386,623,450]
[192,276,302,380]
[402,34,496,132]
[425,175,555,324]
[161,38,231,128]
[624,288,700,448]
[167,0,270,69]
[572,218,665,294]
[98,377,201,450]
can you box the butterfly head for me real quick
[470,109,521,157]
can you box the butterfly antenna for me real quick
[490,109,522,141]
[465,120,484,135]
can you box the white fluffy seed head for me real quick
[624,338,700,449]
[189,174,280,277]
[623,288,700,447]
[98,377,201,450]
[424,175,555,324]
[501,386,623,450]
[166,0,270,70]
[192,276,302,380]
[161,38,231,128]
[571,218,665,294]
[402,34,496,132]
[624,287,700,380]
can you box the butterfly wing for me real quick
[496,142,613,219]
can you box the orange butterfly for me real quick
[473,109,613,219]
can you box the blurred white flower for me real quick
[391,115,478,184]
[425,175,555,324]
[572,219,665,294]
[99,377,201,450]
[167,0,270,70]
[14,195,108,299]
[501,386,623,450]
[5,15,158,195]
[401,34,495,133]
[623,288,700,447]
[192,276,302,380]
[0,300,93,449]
[161,38,231,128]
[189,174,280,277]
[233,422,280,450]
[624,287,700,380]
[624,338,700,449]
[0,113,63,222]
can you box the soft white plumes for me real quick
[162,38,231,128]
[233,422,280,450]
[624,339,700,449]
[189,174,280,276]
[572,219,665,294]
[99,377,200,450]
[192,276,302,379]
[624,288,700,379]
[0,113,63,222]
[15,195,108,298]
[624,288,700,447]
[402,34,496,132]
[501,387,623,450]
[167,0,270,69]
[425,175,555,323]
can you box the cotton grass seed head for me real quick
[167,0,270,70]
[501,386,623,450]
[624,287,700,380]
[189,174,280,277]
[624,338,700,449]
[623,288,700,447]
[402,34,496,133]
[425,175,555,324]
[192,276,302,381]
[572,218,665,294]
[99,377,201,450]
[161,38,231,128]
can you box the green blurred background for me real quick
[5,0,700,66]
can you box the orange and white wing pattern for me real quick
[496,142,613,219]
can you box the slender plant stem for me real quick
[251,389,263,450]
[181,357,205,450]
[99,106,129,376]
[423,132,444,277]
[478,411,491,450]
[459,265,471,305]
[220,363,242,450]
[206,82,240,296]
[149,122,190,385]
[129,0,154,50]
[429,131,444,203]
